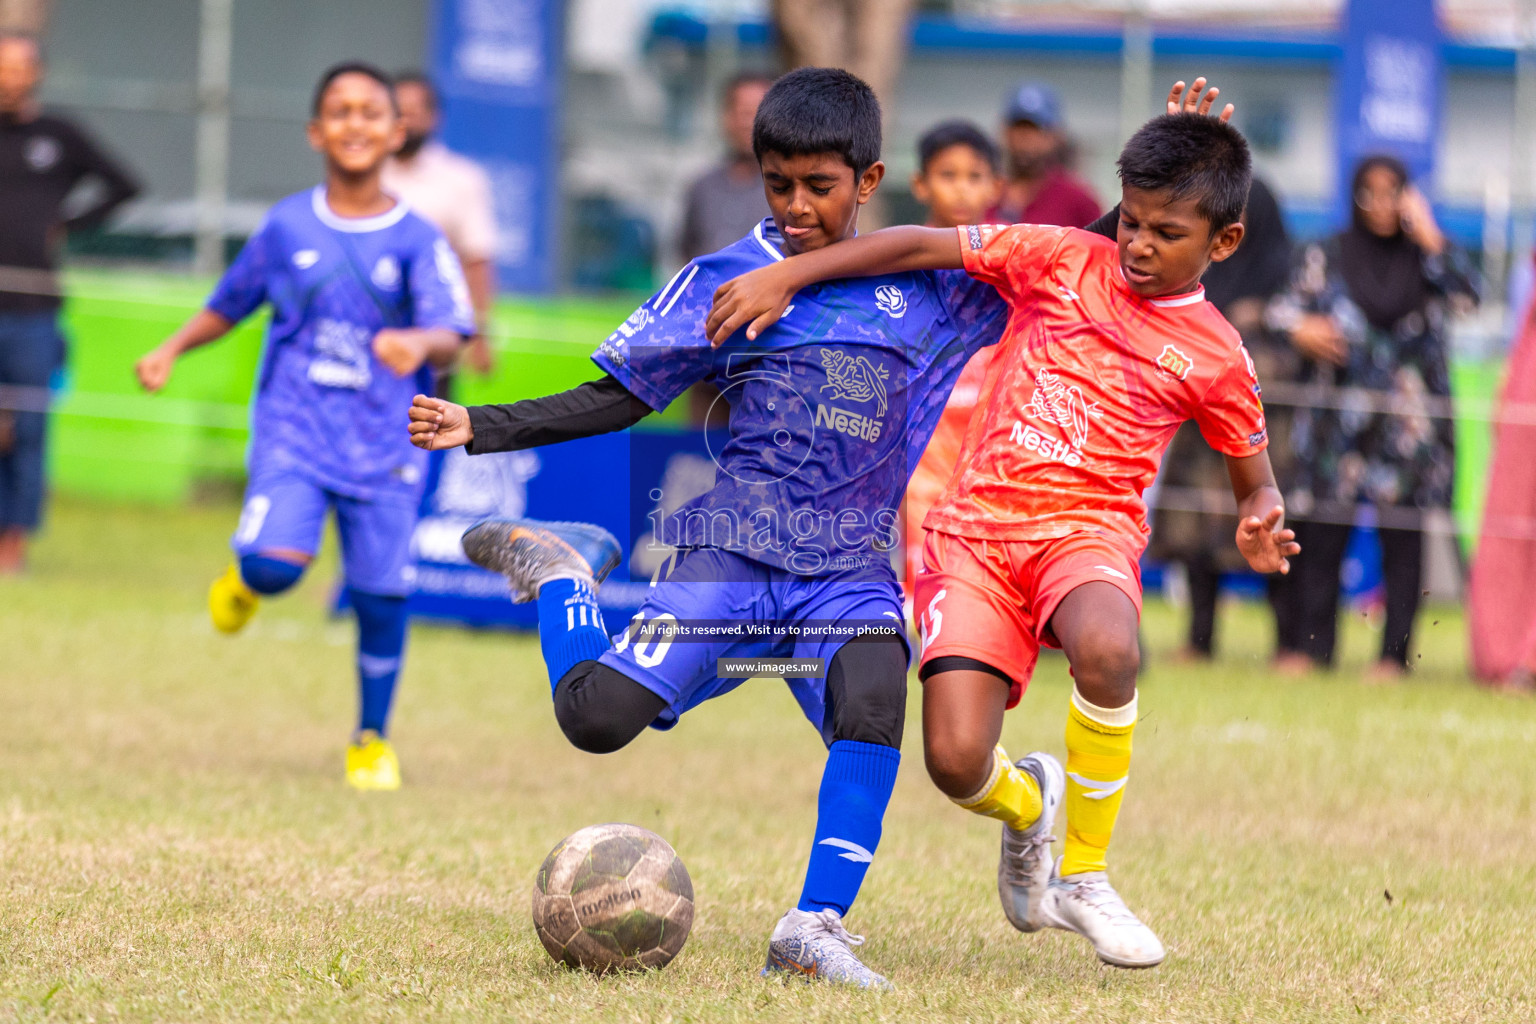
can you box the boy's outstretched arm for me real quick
[409,374,654,453]
[1225,451,1301,574]
[136,308,235,392]
[706,226,962,345]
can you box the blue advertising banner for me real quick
[1333,0,1443,215]
[429,0,561,293]
[405,428,717,630]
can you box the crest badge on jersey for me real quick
[875,284,906,319]
[371,254,401,289]
[292,249,320,269]
[1156,344,1194,381]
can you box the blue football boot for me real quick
[460,518,621,603]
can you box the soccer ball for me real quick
[531,823,694,973]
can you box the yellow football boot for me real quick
[346,731,401,791]
[208,564,259,634]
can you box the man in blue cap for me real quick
[994,81,1100,227]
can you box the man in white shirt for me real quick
[383,72,497,377]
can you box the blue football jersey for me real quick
[207,187,474,502]
[593,218,1008,576]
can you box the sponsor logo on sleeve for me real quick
[616,306,654,339]
[1156,344,1193,382]
[1248,429,1268,447]
[966,225,985,251]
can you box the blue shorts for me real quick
[232,470,419,597]
[597,547,910,731]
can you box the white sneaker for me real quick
[762,908,893,989]
[1039,859,1165,967]
[998,751,1065,932]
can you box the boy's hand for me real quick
[408,394,474,450]
[135,345,177,393]
[1236,504,1300,574]
[1166,77,1234,122]
[706,263,799,347]
[373,329,430,376]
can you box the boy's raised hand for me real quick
[1236,504,1301,574]
[409,394,474,450]
[706,262,799,347]
[1166,77,1234,123]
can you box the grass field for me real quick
[3,498,1534,1023]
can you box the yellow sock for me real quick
[952,745,1043,831]
[1061,687,1137,877]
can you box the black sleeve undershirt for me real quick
[464,374,655,454]
[1084,204,1120,241]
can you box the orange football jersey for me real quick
[924,223,1269,547]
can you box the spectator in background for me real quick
[0,32,139,574]
[1269,155,1477,679]
[1146,175,1296,661]
[771,0,911,111]
[382,71,496,381]
[678,72,773,262]
[993,81,1100,228]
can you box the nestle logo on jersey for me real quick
[1010,421,1082,466]
[816,404,882,442]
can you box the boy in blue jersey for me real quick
[136,63,474,791]
[409,68,1008,987]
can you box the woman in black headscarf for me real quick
[1269,155,1476,678]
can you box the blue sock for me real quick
[350,589,408,736]
[239,553,304,595]
[797,740,901,917]
[537,577,611,692]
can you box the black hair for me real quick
[1350,153,1409,231]
[393,69,438,110]
[721,70,774,106]
[752,67,881,176]
[312,61,396,116]
[917,120,1000,175]
[1116,112,1252,230]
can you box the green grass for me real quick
[2,498,1533,1022]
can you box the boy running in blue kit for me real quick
[136,63,473,791]
[408,68,1008,986]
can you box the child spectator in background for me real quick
[902,121,1003,598]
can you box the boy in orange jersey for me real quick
[901,121,1004,598]
[705,106,1298,969]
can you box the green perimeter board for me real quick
[49,270,646,503]
[49,269,1505,551]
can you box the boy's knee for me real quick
[1070,630,1141,703]
[923,728,994,799]
[551,663,663,755]
[240,553,305,595]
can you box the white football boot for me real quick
[762,908,893,990]
[997,751,1066,932]
[1039,858,1166,968]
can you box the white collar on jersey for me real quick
[753,219,787,261]
[310,185,411,233]
[752,217,859,263]
[1116,264,1207,308]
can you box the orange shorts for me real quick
[913,529,1144,708]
